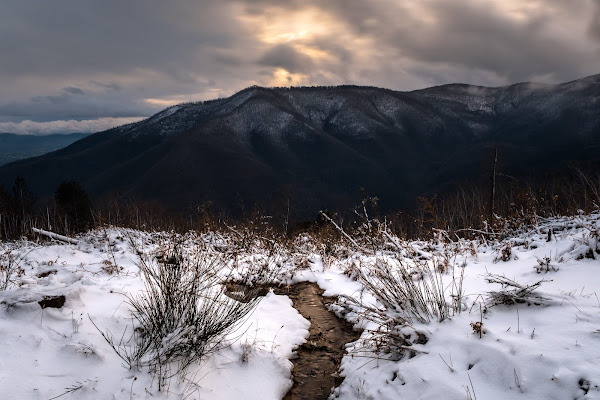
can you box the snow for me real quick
[1,214,600,399]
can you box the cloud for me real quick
[63,87,85,96]
[0,0,257,122]
[258,44,314,73]
[0,0,598,127]
[0,117,145,135]
[235,0,600,88]
[590,0,600,40]
[0,84,162,122]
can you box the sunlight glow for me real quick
[268,68,310,87]
[237,5,364,85]
[144,98,181,107]
[245,8,335,45]
[490,0,545,22]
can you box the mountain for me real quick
[0,132,90,166]
[0,75,599,217]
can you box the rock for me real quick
[38,295,66,309]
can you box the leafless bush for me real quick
[485,274,551,307]
[323,213,464,359]
[534,256,558,273]
[94,241,273,389]
[493,242,513,263]
[352,254,458,325]
[0,245,27,290]
[348,323,429,361]
[132,249,260,383]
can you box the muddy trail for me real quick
[272,282,362,400]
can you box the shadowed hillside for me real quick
[0,75,599,217]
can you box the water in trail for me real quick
[225,281,362,399]
[273,282,362,400]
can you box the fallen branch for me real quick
[32,228,79,245]
[319,211,370,253]
[454,228,502,236]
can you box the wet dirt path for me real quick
[273,282,362,400]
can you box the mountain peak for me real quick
[1,75,599,217]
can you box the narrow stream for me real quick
[273,282,362,400]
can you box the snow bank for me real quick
[0,214,599,399]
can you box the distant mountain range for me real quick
[0,75,599,217]
[0,132,90,167]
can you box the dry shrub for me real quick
[94,240,274,389]
[485,274,551,307]
[0,245,27,291]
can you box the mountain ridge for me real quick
[1,74,599,217]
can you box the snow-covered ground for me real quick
[1,214,599,399]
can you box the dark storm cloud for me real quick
[258,44,314,73]
[1,0,598,133]
[90,82,123,92]
[0,0,256,128]
[590,1,600,40]
[63,87,85,96]
[0,0,243,78]
[0,97,154,121]
[0,85,159,122]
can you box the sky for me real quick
[1,0,599,135]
